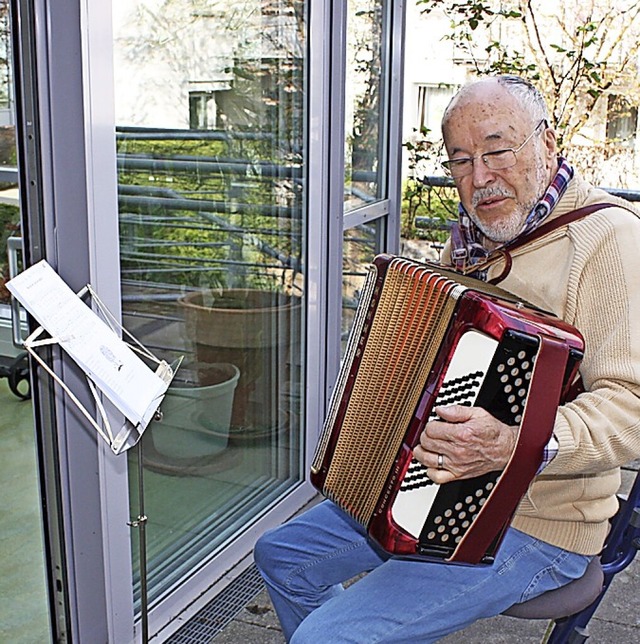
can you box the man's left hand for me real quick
[413,405,518,484]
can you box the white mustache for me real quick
[472,186,515,208]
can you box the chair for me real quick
[0,351,31,400]
[502,466,640,643]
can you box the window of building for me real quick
[188,91,216,130]
[416,83,453,138]
[606,94,638,146]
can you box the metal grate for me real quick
[167,564,266,643]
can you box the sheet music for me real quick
[6,259,169,427]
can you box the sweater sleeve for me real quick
[544,207,640,475]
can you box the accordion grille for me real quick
[319,259,461,525]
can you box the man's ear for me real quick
[543,126,558,170]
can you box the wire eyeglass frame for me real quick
[441,119,547,178]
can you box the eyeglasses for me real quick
[441,119,547,178]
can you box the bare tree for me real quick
[418,0,640,185]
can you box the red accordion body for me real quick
[311,255,584,565]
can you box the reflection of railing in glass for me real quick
[116,127,304,439]
[117,129,302,283]
[118,126,306,608]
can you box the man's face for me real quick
[443,84,557,245]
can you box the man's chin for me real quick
[482,229,518,244]
[471,212,526,245]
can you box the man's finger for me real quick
[433,404,475,423]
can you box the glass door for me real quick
[0,2,50,640]
[0,234,51,644]
[2,0,405,637]
[112,0,307,614]
[341,0,404,343]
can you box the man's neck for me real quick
[482,237,502,252]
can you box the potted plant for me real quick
[179,286,301,440]
[142,360,241,475]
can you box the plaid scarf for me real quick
[450,157,574,276]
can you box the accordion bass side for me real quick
[311,254,584,565]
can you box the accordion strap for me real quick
[480,202,617,285]
[481,203,616,402]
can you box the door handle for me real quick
[7,236,24,347]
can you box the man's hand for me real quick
[413,405,518,484]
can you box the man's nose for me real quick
[471,157,496,187]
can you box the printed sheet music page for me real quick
[6,259,169,428]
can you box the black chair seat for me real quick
[503,557,604,620]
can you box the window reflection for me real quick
[344,0,386,211]
[342,219,383,353]
[113,0,306,609]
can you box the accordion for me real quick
[311,254,584,565]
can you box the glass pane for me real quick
[401,82,456,262]
[341,219,383,353]
[0,8,50,641]
[344,0,386,212]
[112,0,306,609]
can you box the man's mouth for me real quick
[477,196,507,207]
[472,188,515,210]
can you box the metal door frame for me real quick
[11,0,132,640]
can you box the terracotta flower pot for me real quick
[179,289,300,437]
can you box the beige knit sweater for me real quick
[442,172,640,555]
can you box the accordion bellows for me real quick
[311,255,584,565]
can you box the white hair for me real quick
[497,75,549,124]
[442,75,550,129]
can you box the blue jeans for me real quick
[254,500,591,643]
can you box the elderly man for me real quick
[254,75,640,643]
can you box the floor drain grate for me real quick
[167,564,266,643]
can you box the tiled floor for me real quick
[0,378,50,643]
[212,546,640,644]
